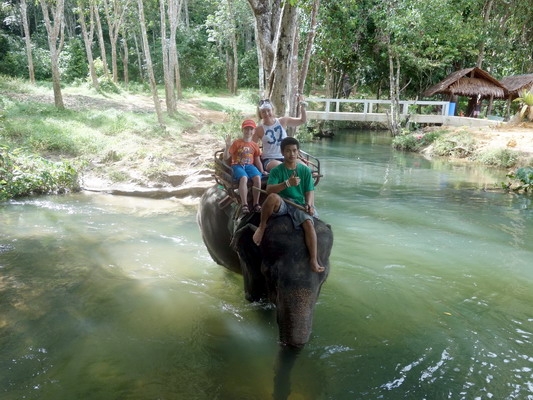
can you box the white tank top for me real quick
[261,119,287,159]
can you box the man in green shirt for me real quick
[252,137,325,273]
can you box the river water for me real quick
[1,131,532,400]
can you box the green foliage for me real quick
[97,76,121,94]
[0,145,80,201]
[0,33,26,77]
[176,27,226,89]
[238,50,259,88]
[210,109,245,141]
[474,148,517,168]
[512,90,533,121]
[2,102,86,156]
[61,38,88,83]
[392,130,443,151]
[91,58,121,93]
[432,131,475,158]
[503,167,533,193]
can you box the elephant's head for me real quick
[259,215,332,347]
[198,185,333,348]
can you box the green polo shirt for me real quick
[267,163,314,206]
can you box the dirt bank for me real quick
[437,122,533,160]
[7,89,532,199]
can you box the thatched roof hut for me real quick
[499,74,533,99]
[423,67,506,99]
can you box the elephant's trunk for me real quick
[277,287,318,347]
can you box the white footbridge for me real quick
[305,98,501,127]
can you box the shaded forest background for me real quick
[1,0,532,106]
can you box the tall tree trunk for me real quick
[387,45,401,137]
[286,10,299,137]
[169,0,183,100]
[121,30,129,86]
[137,0,164,125]
[298,0,320,96]
[20,0,35,84]
[94,0,109,78]
[254,22,265,96]
[133,32,144,83]
[247,0,281,96]
[103,0,128,83]
[40,0,65,110]
[476,0,494,69]
[160,0,182,114]
[78,0,100,89]
[249,0,315,116]
[269,3,298,115]
[160,0,174,114]
[227,0,238,95]
[182,0,189,28]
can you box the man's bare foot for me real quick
[311,261,325,273]
[252,226,264,246]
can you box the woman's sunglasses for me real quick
[259,99,272,109]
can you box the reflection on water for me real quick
[1,131,533,399]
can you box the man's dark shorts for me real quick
[272,199,318,229]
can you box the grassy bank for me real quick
[0,76,256,200]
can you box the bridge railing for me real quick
[303,98,501,127]
[306,98,450,116]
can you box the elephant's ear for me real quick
[231,215,268,302]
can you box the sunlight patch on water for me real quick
[319,345,354,359]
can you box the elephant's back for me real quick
[197,186,241,273]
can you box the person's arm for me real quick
[251,126,263,144]
[266,180,290,195]
[304,190,315,215]
[279,96,308,128]
[223,135,232,163]
[266,171,299,195]
[254,155,266,175]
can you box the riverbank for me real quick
[3,84,532,200]
[415,122,533,167]
[77,94,533,197]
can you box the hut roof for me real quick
[499,74,533,98]
[423,67,506,99]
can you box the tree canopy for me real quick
[1,0,532,110]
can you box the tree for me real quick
[77,0,99,89]
[247,0,304,115]
[160,0,184,114]
[20,0,35,84]
[93,0,110,78]
[137,0,164,125]
[298,0,320,96]
[206,0,251,94]
[40,0,65,109]
[103,0,129,83]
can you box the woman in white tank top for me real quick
[252,96,308,171]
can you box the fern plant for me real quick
[512,89,533,121]
[504,167,533,193]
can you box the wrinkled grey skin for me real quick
[197,185,333,347]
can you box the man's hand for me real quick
[288,171,300,187]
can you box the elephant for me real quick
[197,185,333,348]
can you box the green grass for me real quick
[1,75,233,199]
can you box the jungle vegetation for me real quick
[1,0,532,113]
[1,0,533,199]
